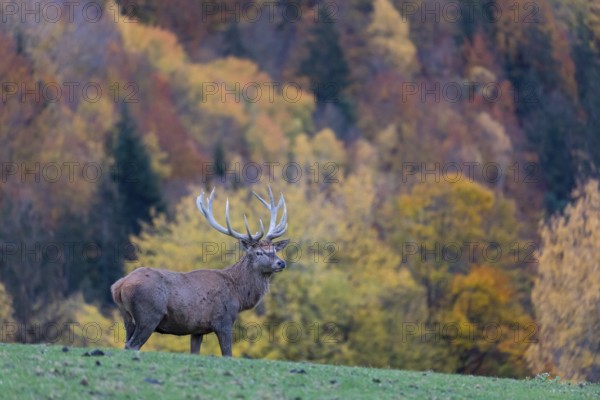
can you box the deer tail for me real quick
[111,278,125,305]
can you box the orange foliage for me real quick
[135,73,207,179]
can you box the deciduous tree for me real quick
[527,180,600,382]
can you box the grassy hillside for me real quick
[0,344,597,399]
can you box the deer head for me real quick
[196,186,290,273]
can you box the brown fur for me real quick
[111,239,289,356]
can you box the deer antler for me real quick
[197,188,264,242]
[252,186,288,241]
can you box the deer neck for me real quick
[225,255,271,312]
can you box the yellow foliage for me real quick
[390,179,524,303]
[446,265,532,376]
[143,132,172,180]
[246,113,289,162]
[178,57,314,162]
[118,16,187,74]
[348,268,436,370]
[41,295,123,349]
[69,302,122,349]
[119,17,314,166]
[383,179,529,375]
[396,179,496,246]
[292,129,346,186]
[0,282,15,328]
[527,180,600,382]
[20,101,111,219]
[366,0,418,74]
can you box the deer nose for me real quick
[277,260,286,269]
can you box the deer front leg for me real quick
[215,325,233,357]
[191,334,203,354]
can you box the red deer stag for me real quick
[111,186,289,356]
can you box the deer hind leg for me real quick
[123,283,169,351]
[118,308,135,346]
[125,300,165,350]
[125,314,162,351]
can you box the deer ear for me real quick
[240,239,254,251]
[272,239,290,252]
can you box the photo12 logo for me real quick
[200,82,303,104]
[199,80,345,104]
[1,81,139,104]
[0,1,138,24]
[201,161,340,184]
[0,161,149,184]
[400,1,541,24]
[401,241,539,265]
[398,81,541,106]
[400,321,538,344]
[0,240,139,265]
[200,241,339,264]
[0,320,341,345]
[401,162,540,185]
[199,1,339,23]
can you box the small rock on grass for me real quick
[290,369,306,374]
[82,349,105,357]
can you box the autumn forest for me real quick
[0,0,599,383]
